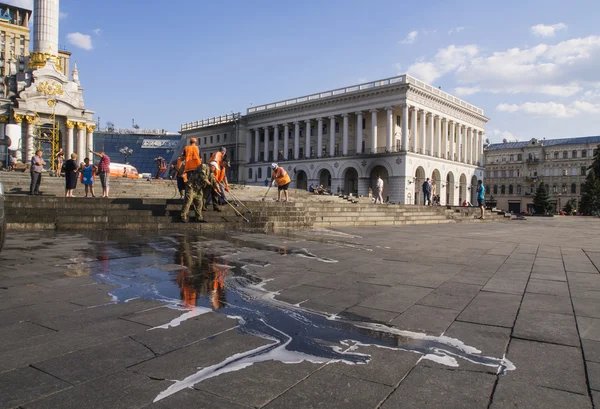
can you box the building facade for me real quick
[180,75,488,204]
[0,2,31,79]
[484,137,600,213]
[0,0,93,170]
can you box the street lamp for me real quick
[119,146,133,164]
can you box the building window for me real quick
[563,151,568,159]
[554,152,559,159]
[248,168,253,179]
[493,185,498,194]
[517,154,522,161]
[509,154,514,161]
[572,150,577,158]
[501,185,506,194]
[582,166,588,176]
[299,147,303,158]
[516,185,522,194]
[594,148,598,156]
[582,150,587,158]
[553,168,558,176]
[530,184,535,194]
[544,168,549,176]
[257,168,262,179]
[362,118,366,130]
[224,133,227,141]
[552,185,558,194]
[529,153,533,160]
[310,126,314,137]
[509,170,514,177]
[323,124,327,134]
[509,185,514,194]
[562,184,567,194]
[300,129,303,138]
[204,137,207,144]
[217,135,220,143]
[396,115,401,127]
[571,183,577,194]
[335,122,340,133]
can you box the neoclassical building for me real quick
[181,75,488,205]
[0,0,94,170]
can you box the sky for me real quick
[5,0,600,142]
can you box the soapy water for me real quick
[89,233,514,402]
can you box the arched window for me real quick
[248,168,253,179]
[501,185,506,194]
[563,151,568,159]
[552,184,558,194]
[257,167,262,179]
[493,185,498,194]
[582,150,587,158]
[571,183,577,194]
[562,184,567,194]
[509,185,514,194]
[516,185,522,194]
[572,150,578,158]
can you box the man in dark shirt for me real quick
[422,178,432,205]
[89,150,111,198]
[30,150,46,195]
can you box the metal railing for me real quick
[181,112,241,132]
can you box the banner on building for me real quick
[141,139,181,149]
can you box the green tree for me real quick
[580,172,600,216]
[533,182,552,214]
[589,144,600,178]
[565,198,578,214]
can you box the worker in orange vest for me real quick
[182,138,202,181]
[209,147,229,203]
[271,163,291,202]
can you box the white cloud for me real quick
[59,12,68,19]
[93,28,101,35]
[490,129,518,142]
[531,23,567,37]
[496,100,600,118]
[454,86,481,96]
[448,26,465,35]
[400,31,418,44]
[67,32,93,50]
[405,44,478,83]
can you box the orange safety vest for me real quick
[183,145,202,173]
[175,157,184,177]
[272,167,291,186]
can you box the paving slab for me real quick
[390,304,459,334]
[582,339,600,363]
[381,365,496,409]
[357,285,433,313]
[587,360,600,391]
[520,293,574,315]
[0,321,56,352]
[457,291,522,328]
[513,309,580,346]
[147,388,251,409]
[525,278,570,296]
[0,366,71,409]
[491,378,592,409]
[573,297,600,319]
[578,316,600,342]
[341,305,400,323]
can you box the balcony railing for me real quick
[526,158,540,164]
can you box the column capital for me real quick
[13,113,23,124]
[86,125,96,133]
[76,122,86,130]
[369,109,378,113]
[272,124,278,129]
[341,113,349,118]
[305,119,311,123]
[384,106,394,112]
[316,117,323,122]
[426,112,434,117]
[25,115,36,124]
[355,111,363,116]
[66,120,76,129]
[0,115,8,123]
[328,115,336,120]
[293,121,300,125]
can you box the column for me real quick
[427,113,434,156]
[273,125,279,161]
[449,121,455,161]
[356,111,363,154]
[76,122,86,163]
[410,107,417,152]
[254,128,260,162]
[294,122,300,160]
[305,120,311,158]
[263,127,269,162]
[462,125,467,163]
[317,118,323,157]
[25,116,35,160]
[86,125,95,156]
[329,116,335,156]
[456,123,462,162]
[246,130,251,162]
[479,131,484,165]
[401,105,409,152]
[385,107,393,152]
[467,128,473,165]
[419,110,426,154]
[342,114,349,156]
[441,118,448,159]
[435,116,441,157]
[66,121,75,156]
[283,124,289,160]
[370,109,378,154]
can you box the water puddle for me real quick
[89,233,514,403]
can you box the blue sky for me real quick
[6,0,600,141]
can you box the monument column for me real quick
[66,121,75,156]
[370,110,378,154]
[329,116,335,156]
[356,112,363,154]
[342,114,349,156]
[76,122,86,162]
[317,118,323,158]
[30,0,60,69]
[86,125,95,157]
[283,124,289,160]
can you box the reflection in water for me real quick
[90,233,515,403]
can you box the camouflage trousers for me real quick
[180,185,204,220]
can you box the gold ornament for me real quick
[13,113,23,124]
[66,120,76,129]
[47,100,56,107]
[25,115,36,124]
[29,52,62,71]
[0,115,8,123]
[76,122,86,130]
[37,81,64,97]
[86,125,96,133]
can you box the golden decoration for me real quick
[29,52,62,71]
[86,125,96,133]
[13,113,23,124]
[25,115,36,124]
[37,81,64,97]
[0,115,8,123]
[66,120,76,129]
[76,122,86,130]
[47,100,56,108]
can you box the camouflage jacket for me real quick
[187,163,218,191]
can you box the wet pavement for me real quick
[1,218,600,408]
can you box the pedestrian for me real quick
[173,153,186,199]
[180,162,219,223]
[8,154,15,171]
[374,175,384,204]
[477,180,486,219]
[264,177,269,187]
[206,161,223,212]
[29,149,45,195]
[270,163,291,202]
[56,148,64,177]
[422,178,432,205]
[89,149,110,198]
[210,147,229,204]
[64,153,78,197]
[81,157,97,198]
[182,138,201,181]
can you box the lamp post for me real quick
[119,146,133,164]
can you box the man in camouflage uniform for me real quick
[180,162,220,223]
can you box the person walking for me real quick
[56,148,64,177]
[180,162,219,223]
[89,149,110,198]
[64,153,79,197]
[422,178,432,205]
[374,175,384,204]
[81,157,97,197]
[477,180,486,219]
[270,163,291,202]
[173,153,186,199]
[182,138,201,180]
[29,150,45,195]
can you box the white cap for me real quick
[209,161,219,170]
[271,163,278,169]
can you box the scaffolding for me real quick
[34,99,60,173]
